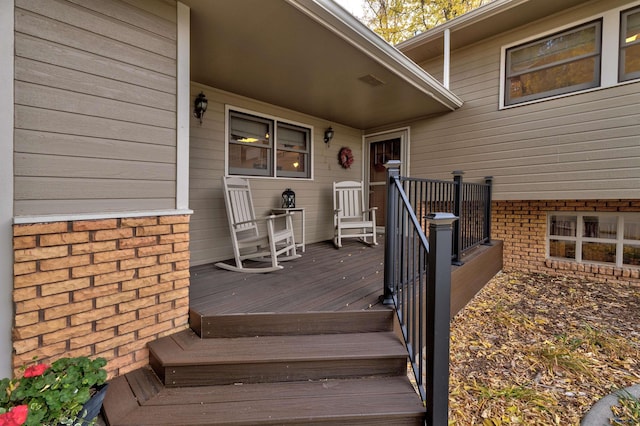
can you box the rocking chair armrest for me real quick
[267,213,294,220]
[232,218,260,228]
[363,207,378,212]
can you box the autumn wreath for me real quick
[338,147,354,169]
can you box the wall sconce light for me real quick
[324,127,334,144]
[193,92,208,124]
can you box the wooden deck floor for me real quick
[189,238,388,316]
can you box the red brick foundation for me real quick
[12,215,190,378]
[493,199,640,285]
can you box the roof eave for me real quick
[396,0,522,51]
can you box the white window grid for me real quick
[547,212,640,268]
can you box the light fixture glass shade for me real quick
[194,92,208,123]
[324,127,334,144]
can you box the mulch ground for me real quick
[448,271,640,425]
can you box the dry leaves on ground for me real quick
[449,271,640,425]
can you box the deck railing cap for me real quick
[425,212,458,225]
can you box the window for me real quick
[277,122,311,178]
[620,6,640,82]
[548,213,640,268]
[227,109,312,179]
[505,21,602,106]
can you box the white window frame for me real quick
[225,106,313,180]
[499,1,640,109]
[504,20,602,106]
[547,212,640,268]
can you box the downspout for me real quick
[443,28,450,89]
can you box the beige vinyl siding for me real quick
[409,0,640,201]
[14,0,177,216]
[189,84,364,266]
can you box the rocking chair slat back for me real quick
[332,181,378,248]
[227,182,257,233]
[216,176,300,273]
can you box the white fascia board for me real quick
[397,0,524,50]
[286,0,463,110]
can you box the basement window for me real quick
[548,212,640,268]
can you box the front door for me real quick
[365,130,408,228]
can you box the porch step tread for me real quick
[149,329,408,387]
[190,310,394,338]
[150,329,406,364]
[104,368,425,425]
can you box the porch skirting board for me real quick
[11,214,191,378]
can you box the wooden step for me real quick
[190,309,394,338]
[103,367,425,425]
[149,329,408,387]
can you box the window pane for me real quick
[624,217,640,240]
[550,215,577,236]
[506,22,600,105]
[623,244,640,266]
[620,8,640,81]
[583,216,617,239]
[228,144,271,176]
[509,26,597,74]
[624,9,640,41]
[582,242,616,263]
[278,125,308,151]
[508,57,597,102]
[276,123,310,178]
[230,114,271,146]
[277,151,307,176]
[549,240,575,259]
[622,43,640,77]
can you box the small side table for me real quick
[272,207,305,252]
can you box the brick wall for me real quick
[493,199,640,285]
[12,215,190,378]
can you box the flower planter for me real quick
[74,383,109,426]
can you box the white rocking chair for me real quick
[215,177,300,273]
[333,180,378,248]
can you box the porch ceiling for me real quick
[182,0,462,130]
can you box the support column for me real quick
[0,0,15,378]
[425,213,457,426]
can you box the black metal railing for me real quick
[399,171,493,264]
[382,162,493,426]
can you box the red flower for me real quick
[0,405,28,426]
[23,363,49,378]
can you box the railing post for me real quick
[425,212,457,426]
[451,171,463,265]
[484,176,493,245]
[382,160,401,305]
